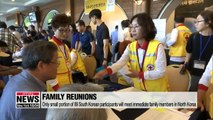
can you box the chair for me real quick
[166,65,191,91]
[83,55,97,80]
[80,52,87,61]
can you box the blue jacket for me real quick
[0,70,47,120]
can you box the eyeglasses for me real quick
[129,25,141,30]
[194,20,205,24]
[57,28,70,33]
[50,61,60,66]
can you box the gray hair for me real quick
[22,41,57,70]
[46,83,107,120]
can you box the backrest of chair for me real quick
[166,65,191,91]
[80,52,87,61]
[83,55,97,79]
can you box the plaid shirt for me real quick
[0,28,21,52]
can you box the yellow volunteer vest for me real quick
[169,25,191,57]
[47,39,73,91]
[129,40,168,91]
[71,49,87,76]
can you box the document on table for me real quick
[113,87,141,112]
[107,109,120,120]
[136,108,190,120]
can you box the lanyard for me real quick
[199,34,212,60]
[136,43,149,91]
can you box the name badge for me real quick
[193,60,206,70]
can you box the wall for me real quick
[0,0,66,27]
[150,0,168,18]
[176,0,213,18]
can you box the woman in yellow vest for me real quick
[47,14,73,91]
[94,13,168,91]
[70,48,87,76]
[197,55,213,118]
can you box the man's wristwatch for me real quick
[103,58,107,61]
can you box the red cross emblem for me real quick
[185,35,189,41]
[184,32,191,41]
[146,64,154,71]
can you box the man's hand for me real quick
[197,100,205,112]
[93,69,108,80]
[102,60,108,68]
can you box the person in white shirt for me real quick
[94,13,168,91]
[197,55,213,118]
[166,16,191,65]
[121,19,132,42]
[13,37,33,58]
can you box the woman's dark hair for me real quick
[121,20,130,28]
[70,23,78,33]
[22,41,57,70]
[51,14,70,30]
[131,13,157,41]
[200,10,213,30]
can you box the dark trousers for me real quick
[189,75,201,91]
[169,60,184,65]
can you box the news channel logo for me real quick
[16,91,40,109]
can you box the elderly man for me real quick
[0,41,58,120]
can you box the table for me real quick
[96,81,193,120]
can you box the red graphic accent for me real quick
[185,35,189,41]
[16,92,40,96]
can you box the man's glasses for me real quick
[58,28,70,33]
[50,61,60,66]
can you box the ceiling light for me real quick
[11,0,15,2]
[24,0,39,6]
[134,0,143,5]
[7,7,18,13]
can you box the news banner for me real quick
[16,91,197,109]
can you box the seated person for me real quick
[70,48,87,77]
[46,83,107,120]
[0,41,12,66]
[0,41,58,120]
[63,40,87,82]
[13,36,33,58]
